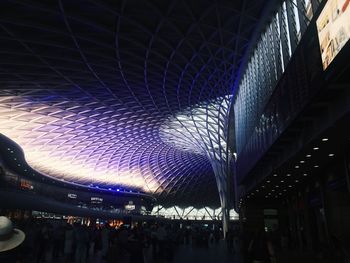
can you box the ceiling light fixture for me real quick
[322,138,328,141]
[313,147,319,150]
[328,153,335,157]
[306,154,312,158]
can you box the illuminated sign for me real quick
[20,179,34,190]
[125,204,136,210]
[317,0,350,69]
[91,197,103,204]
[67,193,77,199]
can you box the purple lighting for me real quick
[0,0,244,206]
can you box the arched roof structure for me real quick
[0,0,270,207]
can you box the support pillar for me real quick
[222,205,229,238]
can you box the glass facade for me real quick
[234,0,320,156]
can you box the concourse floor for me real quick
[145,241,242,263]
[24,240,241,263]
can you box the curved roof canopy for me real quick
[0,0,267,206]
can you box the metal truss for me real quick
[0,0,269,207]
[151,205,238,221]
[234,0,320,157]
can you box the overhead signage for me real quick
[91,197,103,204]
[125,204,136,210]
[67,193,77,199]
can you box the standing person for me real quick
[128,228,145,263]
[156,223,167,259]
[64,223,74,262]
[74,224,89,263]
[87,225,97,256]
[248,230,275,263]
[226,228,234,253]
[36,223,51,263]
[150,225,158,259]
[53,223,64,258]
[101,224,110,258]
[0,216,26,262]
[233,228,241,254]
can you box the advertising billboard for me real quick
[317,0,350,69]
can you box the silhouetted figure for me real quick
[74,224,89,263]
[248,230,275,263]
[64,223,74,262]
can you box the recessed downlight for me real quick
[322,138,328,141]
[313,147,319,150]
[328,153,335,157]
[306,154,312,158]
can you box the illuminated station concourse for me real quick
[1,0,350,262]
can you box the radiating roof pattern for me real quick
[0,0,266,206]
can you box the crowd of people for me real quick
[2,213,349,263]
[0,216,230,263]
[7,214,337,263]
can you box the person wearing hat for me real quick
[0,216,26,262]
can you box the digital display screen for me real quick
[317,0,350,69]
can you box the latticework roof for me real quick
[0,0,267,206]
